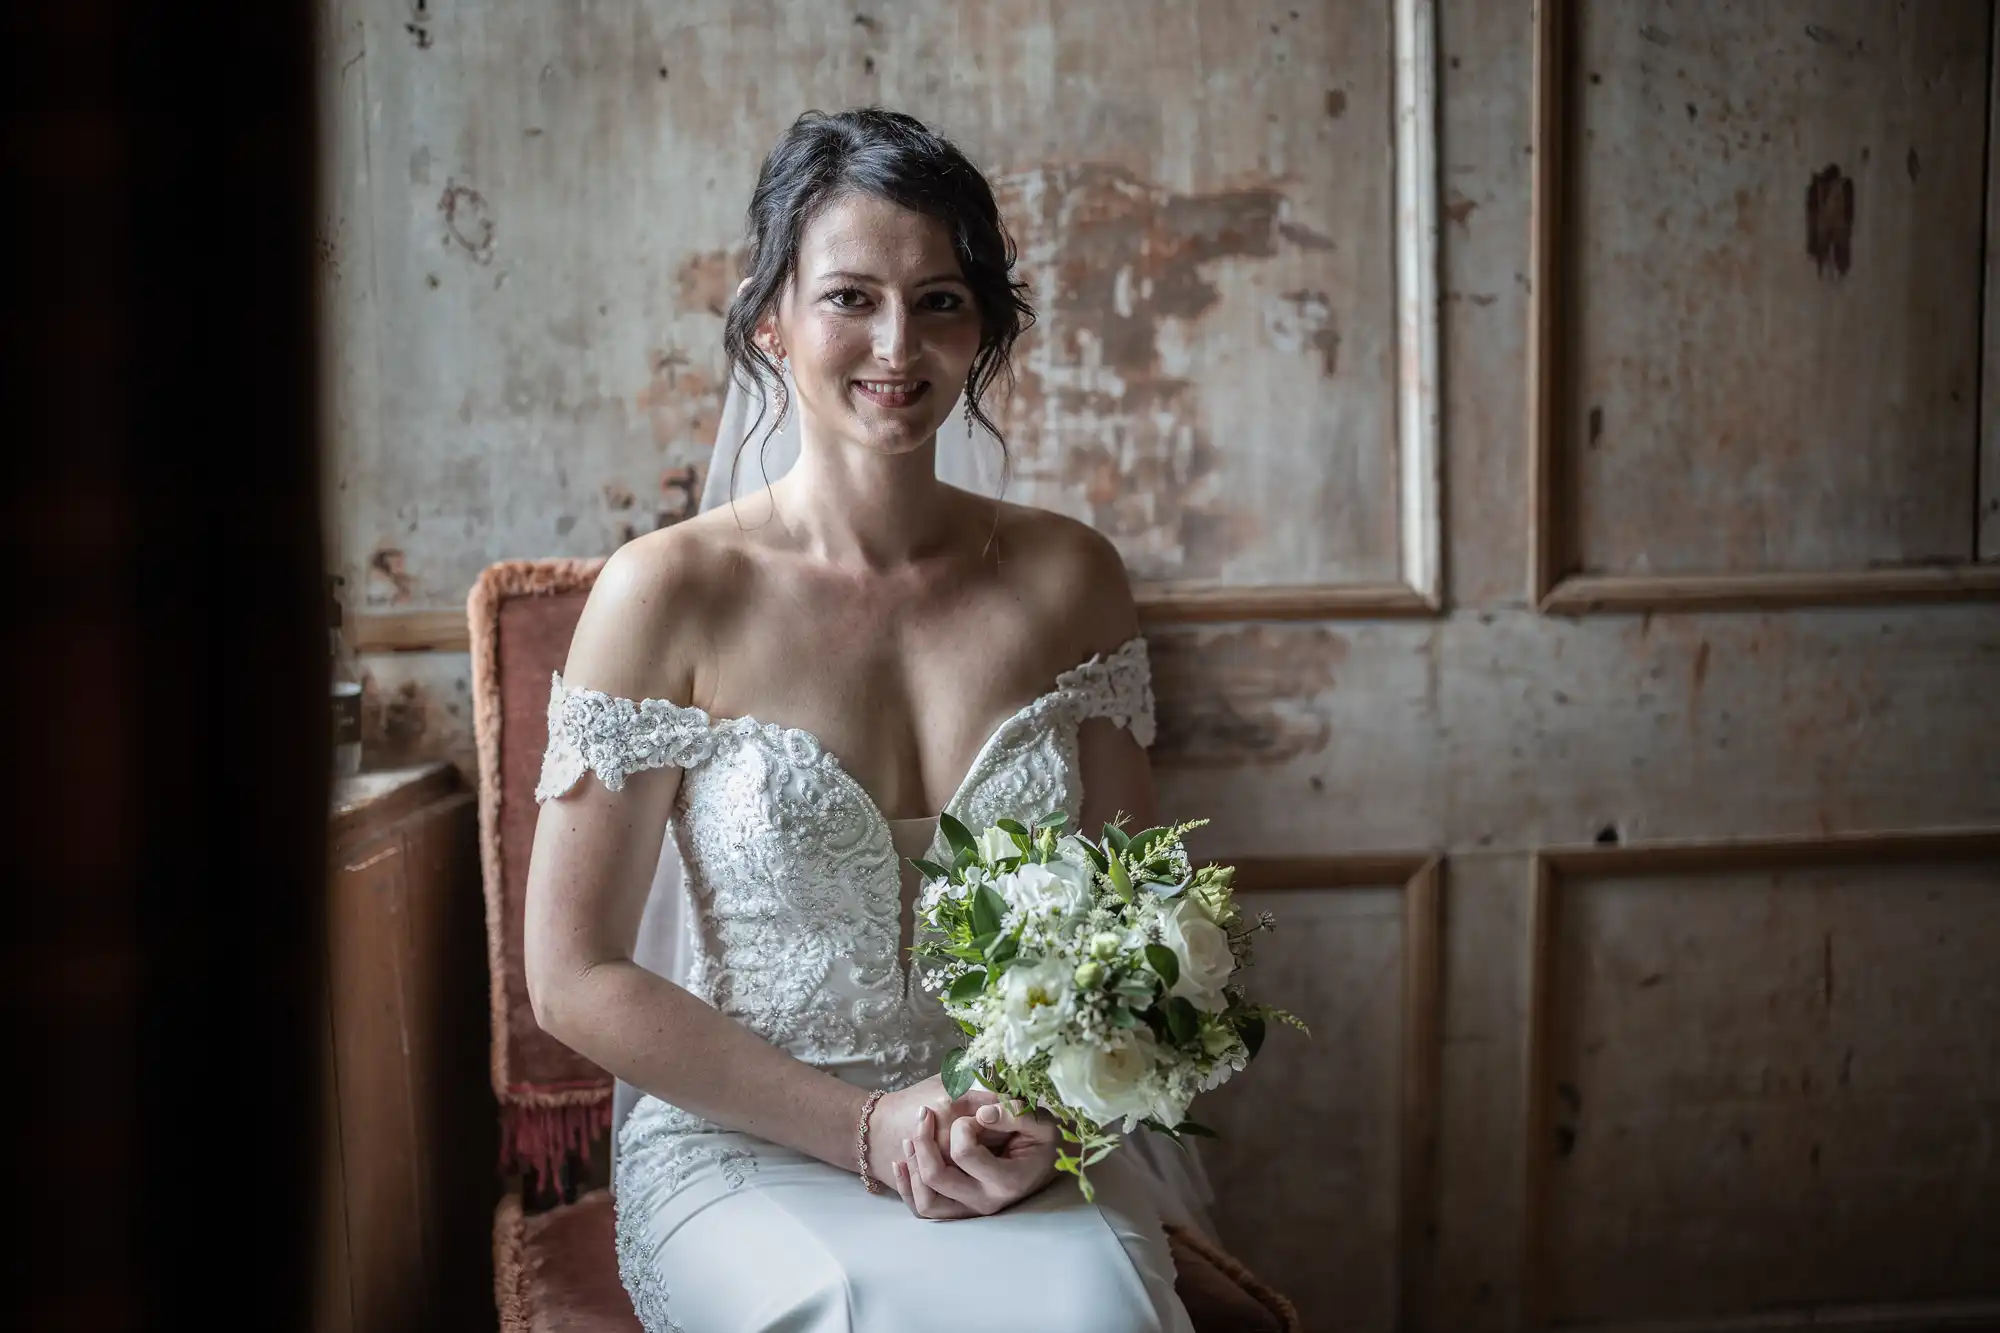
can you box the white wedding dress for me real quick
[536,635,1201,1333]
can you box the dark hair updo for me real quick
[721,107,1035,499]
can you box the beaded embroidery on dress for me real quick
[535,637,1194,1333]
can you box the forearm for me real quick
[539,959,868,1171]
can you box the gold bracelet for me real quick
[856,1088,889,1194]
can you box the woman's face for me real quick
[764,192,982,458]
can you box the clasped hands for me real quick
[866,1077,1061,1220]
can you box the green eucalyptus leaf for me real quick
[946,969,988,1002]
[909,857,952,883]
[1144,943,1180,989]
[939,812,976,858]
[1106,855,1134,902]
[940,1047,974,1099]
[1165,996,1199,1045]
[951,845,975,874]
[1146,875,1192,898]
[1104,824,1131,854]
[1110,1006,1140,1029]
[1036,810,1068,831]
[1085,844,1109,873]
[995,818,1029,836]
[1126,828,1167,860]
[985,935,1019,966]
[972,884,1007,938]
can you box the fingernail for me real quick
[902,1138,913,1157]
[977,1105,999,1124]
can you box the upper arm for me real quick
[522,537,710,1018]
[1043,520,1158,833]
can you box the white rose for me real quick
[1159,896,1235,1011]
[1048,1030,1172,1130]
[992,861,1092,922]
[996,957,1074,1063]
[975,826,1020,866]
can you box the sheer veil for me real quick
[613,366,1215,1234]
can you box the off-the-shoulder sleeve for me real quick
[1052,636,1157,749]
[535,672,721,802]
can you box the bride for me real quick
[525,107,1204,1332]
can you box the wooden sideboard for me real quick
[318,763,497,1333]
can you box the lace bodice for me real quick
[535,636,1157,1098]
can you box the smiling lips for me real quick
[854,379,930,409]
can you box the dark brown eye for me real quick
[825,288,870,310]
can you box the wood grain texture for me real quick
[1524,836,2000,1329]
[325,782,495,1333]
[1529,0,1571,604]
[1983,17,1999,565]
[1203,885,1410,1333]
[1569,0,1988,576]
[1427,854,1536,1333]
[1441,0,1536,609]
[1542,566,2000,614]
[1531,0,1996,609]
[325,829,430,1332]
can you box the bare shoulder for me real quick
[989,500,1141,667]
[560,511,754,704]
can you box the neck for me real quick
[774,422,956,569]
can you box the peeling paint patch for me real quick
[367,548,416,605]
[993,165,1318,579]
[1324,88,1347,118]
[1267,290,1339,377]
[440,179,496,264]
[676,247,746,318]
[657,464,704,528]
[636,348,723,453]
[1148,627,1346,769]
[1444,190,1479,229]
[1804,165,1854,278]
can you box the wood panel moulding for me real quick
[1529,0,2000,615]
[1519,827,2000,1332]
[350,0,1444,656]
[1232,853,1443,1330]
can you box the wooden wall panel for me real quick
[1424,854,1535,1333]
[327,0,1443,633]
[1149,605,2000,864]
[1434,603,2000,851]
[1531,0,2000,611]
[325,832,431,1332]
[1525,837,2000,1330]
[1201,869,1439,1333]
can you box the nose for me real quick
[871,300,914,369]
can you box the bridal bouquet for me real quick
[909,810,1307,1200]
